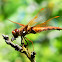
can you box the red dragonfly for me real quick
[8,8,62,51]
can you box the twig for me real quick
[2,34,36,62]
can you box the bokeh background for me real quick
[0,0,62,62]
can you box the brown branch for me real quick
[2,34,36,62]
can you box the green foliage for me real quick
[0,0,62,62]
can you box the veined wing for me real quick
[27,8,45,26]
[34,16,60,27]
[8,19,25,26]
[27,8,52,27]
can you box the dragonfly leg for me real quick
[24,37,34,51]
[21,37,28,48]
[22,38,25,48]
[21,36,24,45]
[24,37,28,47]
[22,38,28,48]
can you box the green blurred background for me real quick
[0,0,62,62]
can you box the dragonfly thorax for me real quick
[19,25,28,37]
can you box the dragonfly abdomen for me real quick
[32,27,62,33]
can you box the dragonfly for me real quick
[8,8,62,51]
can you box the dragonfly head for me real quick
[12,29,19,38]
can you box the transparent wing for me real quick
[8,19,25,26]
[27,8,52,27]
[35,16,60,27]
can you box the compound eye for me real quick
[12,30,16,35]
[15,29,19,33]
[12,29,19,38]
